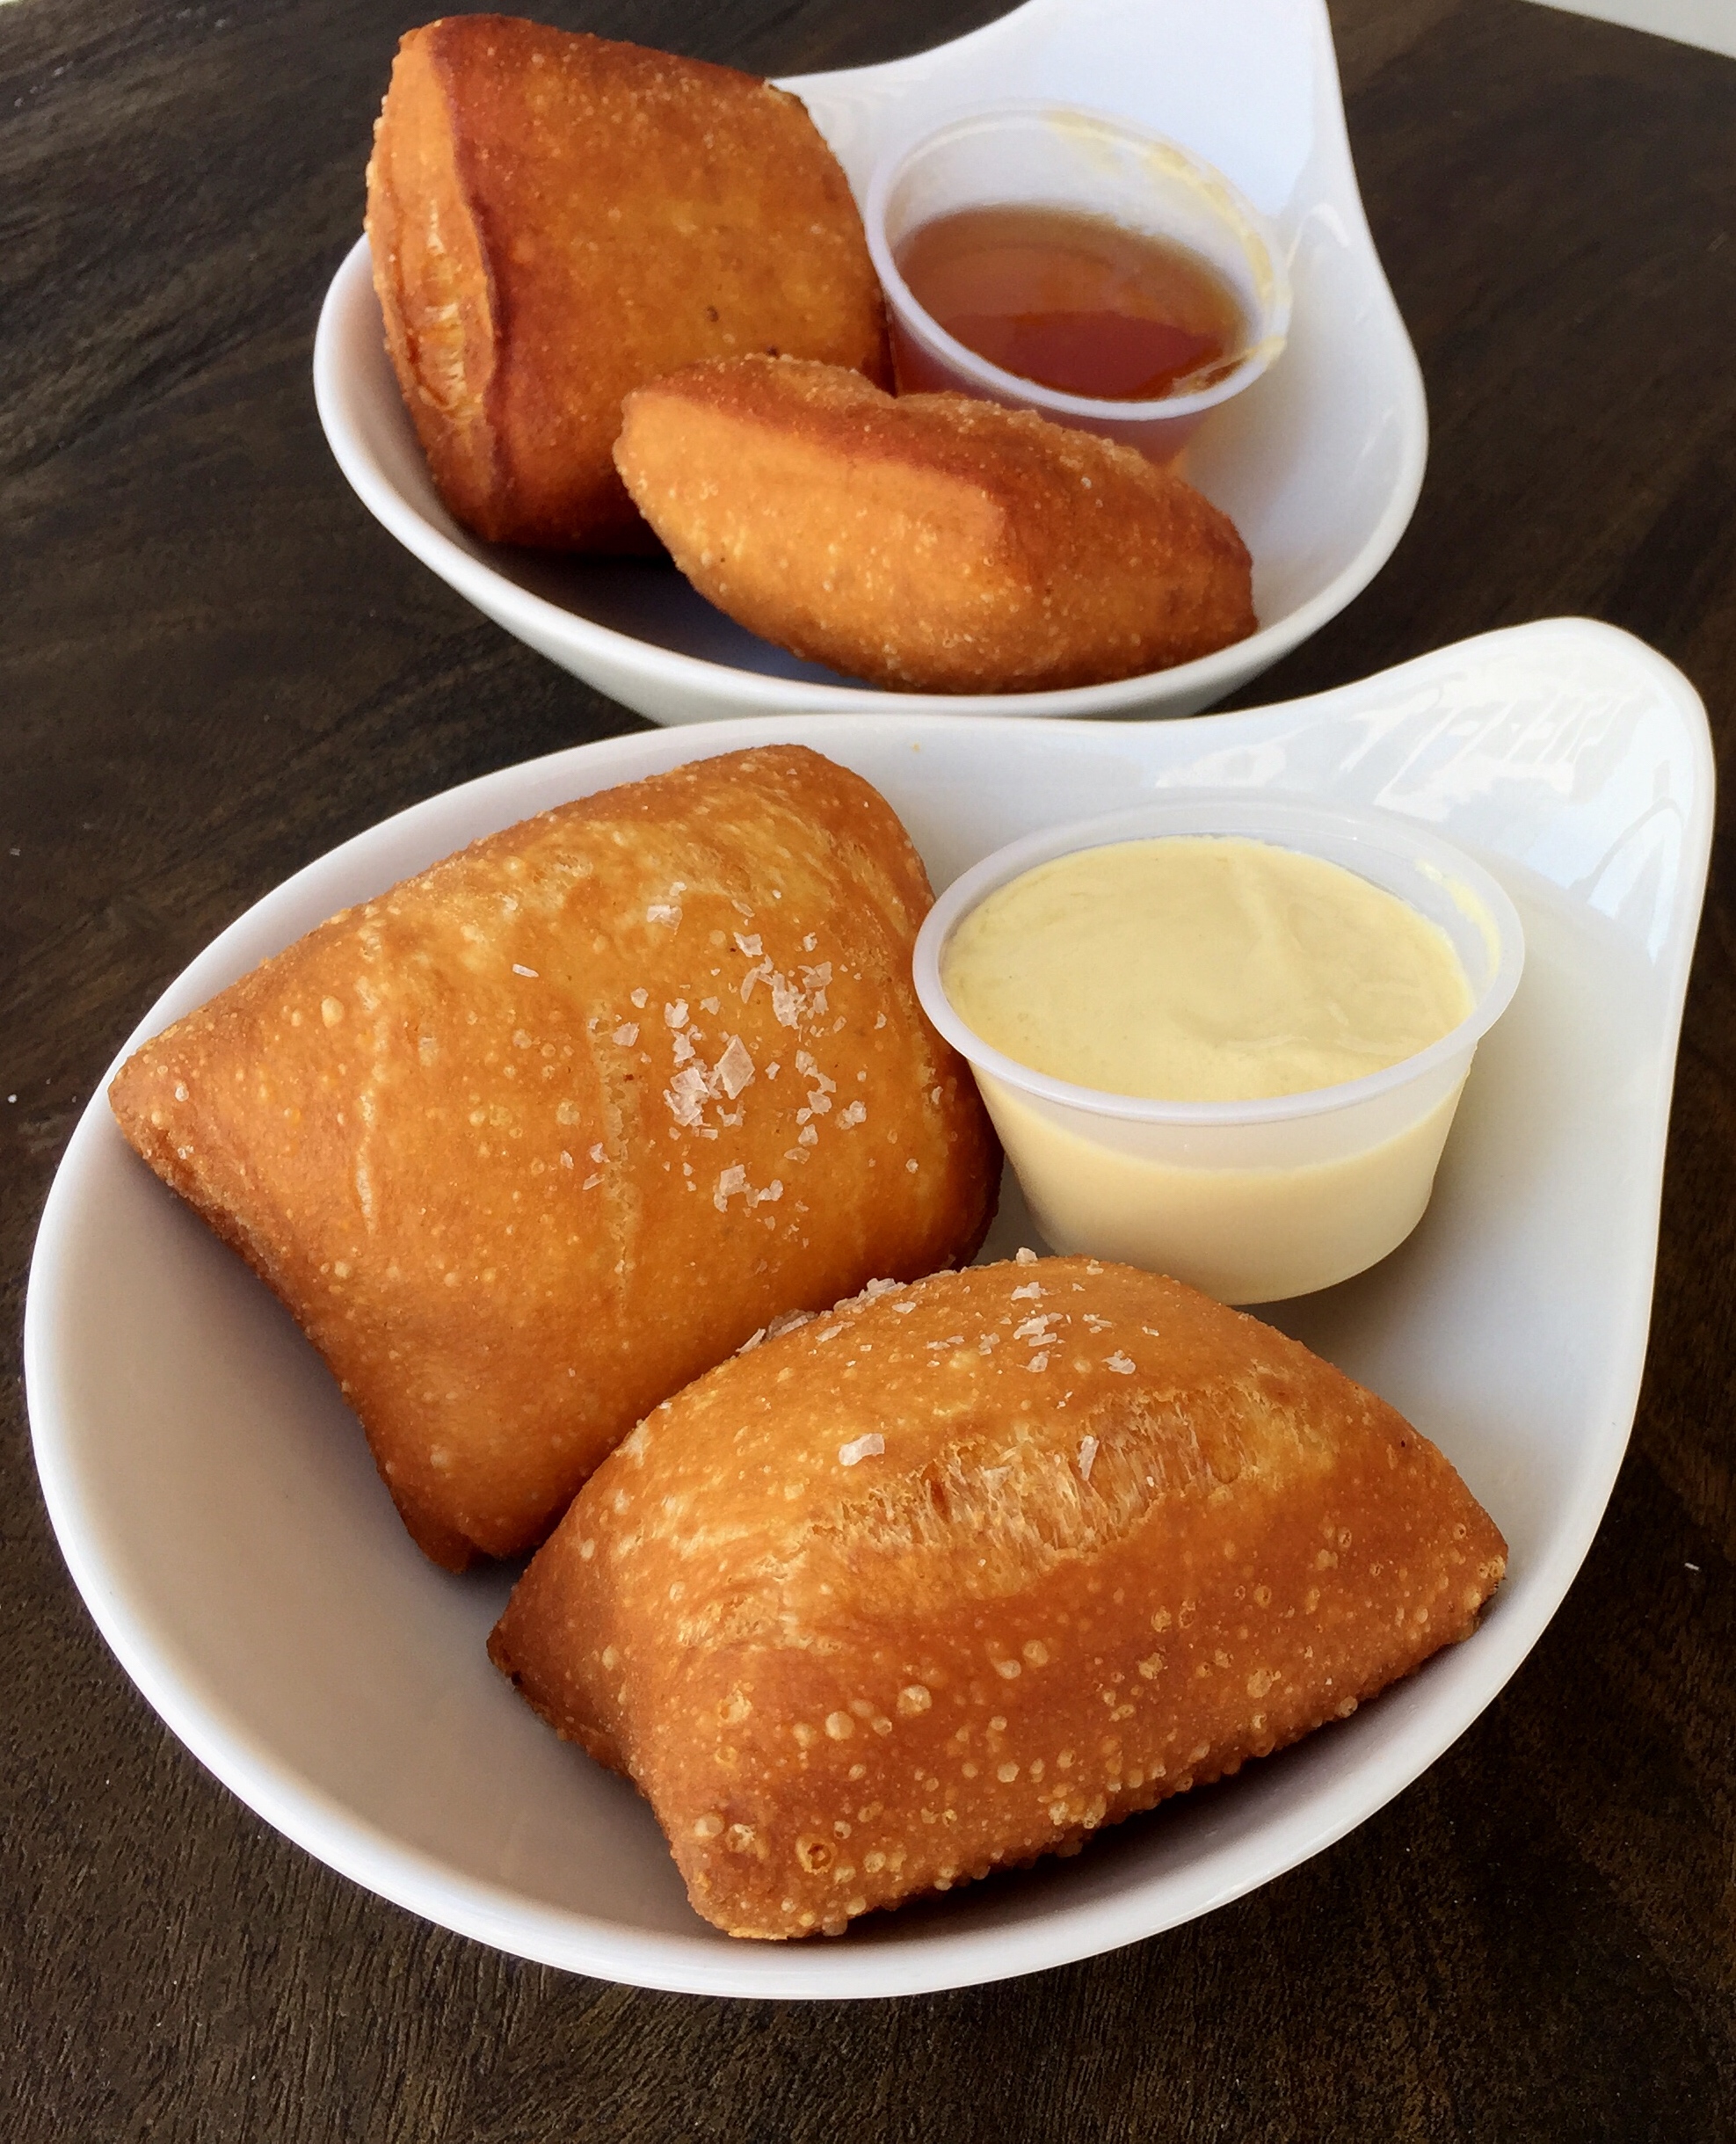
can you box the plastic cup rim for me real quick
[863,98,1294,425]
[911,790,1528,1130]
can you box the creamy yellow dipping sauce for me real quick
[941,835,1474,1101]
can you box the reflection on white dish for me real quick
[1527,0,1736,61]
[24,621,1711,1998]
[313,0,1427,728]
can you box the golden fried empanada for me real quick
[612,355,1257,691]
[490,1256,1505,1937]
[108,747,999,1570]
[365,18,890,551]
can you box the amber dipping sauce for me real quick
[895,203,1249,403]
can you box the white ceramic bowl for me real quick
[914,796,1525,1304]
[312,0,1427,726]
[866,102,1291,461]
[25,621,1712,1997]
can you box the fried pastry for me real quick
[612,355,1257,691]
[365,18,890,552]
[490,1255,1507,1938]
[108,747,999,1571]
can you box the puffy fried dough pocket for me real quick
[108,747,999,1571]
[612,356,1257,692]
[366,18,890,552]
[490,1256,1506,1939]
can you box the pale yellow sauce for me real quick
[976,1069,1466,1305]
[942,835,1474,1101]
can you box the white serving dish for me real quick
[312,0,1427,727]
[25,619,1711,1998]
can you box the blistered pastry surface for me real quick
[493,1256,1506,1937]
[109,747,999,1567]
[365,18,890,550]
[614,356,1257,690]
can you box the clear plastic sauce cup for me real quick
[865,102,1291,462]
[913,794,1525,1305]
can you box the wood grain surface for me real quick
[4,0,1733,2136]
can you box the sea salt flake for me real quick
[646,902,681,927]
[665,1065,708,1128]
[770,972,804,1028]
[839,1434,885,1467]
[1015,1247,1039,1266]
[715,1035,756,1099]
[714,1164,747,1210]
[630,988,649,1008]
[1078,1435,1099,1482]
[1027,1352,1050,1372]
[734,933,763,958]
[1011,1282,1043,1301]
[589,1143,606,1163]
[665,999,689,1028]
[512,963,538,978]
[613,1023,639,1047]
[1105,1352,1137,1376]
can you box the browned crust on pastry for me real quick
[364,18,891,551]
[108,747,999,1570]
[612,355,1257,691]
[490,1256,1506,1937]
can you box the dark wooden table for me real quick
[5,1,1733,2135]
